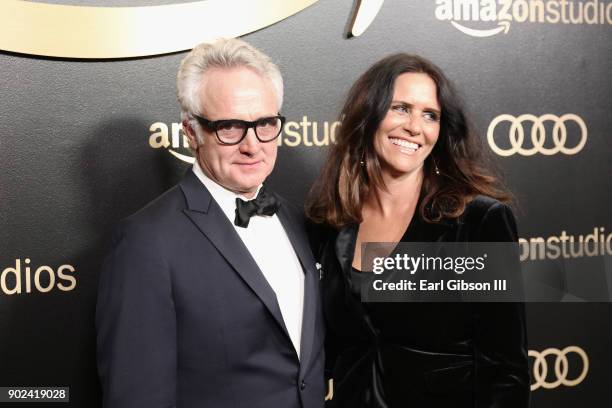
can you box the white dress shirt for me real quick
[192,162,305,358]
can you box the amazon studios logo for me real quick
[149,117,341,163]
[1,259,76,296]
[435,0,612,37]
[487,113,587,156]
[519,226,612,260]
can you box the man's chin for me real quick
[234,170,269,185]
[234,185,261,199]
[231,178,266,197]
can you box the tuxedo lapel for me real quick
[179,171,290,339]
[276,200,318,373]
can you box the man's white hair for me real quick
[177,38,284,126]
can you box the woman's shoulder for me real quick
[459,195,517,242]
[462,195,514,220]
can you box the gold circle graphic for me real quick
[529,346,589,391]
[0,0,319,59]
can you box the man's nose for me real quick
[238,127,261,154]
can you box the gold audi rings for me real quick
[487,114,588,156]
[529,346,589,390]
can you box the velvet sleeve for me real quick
[473,202,530,408]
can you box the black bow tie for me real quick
[234,186,280,228]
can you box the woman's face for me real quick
[373,72,441,179]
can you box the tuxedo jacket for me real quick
[313,196,529,408]
[96,170,325,408]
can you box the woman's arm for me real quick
[474,202,530,408]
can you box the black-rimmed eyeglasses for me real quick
[193,114,285,145]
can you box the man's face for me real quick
[187,67,279,198]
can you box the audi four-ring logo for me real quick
[529,346,589,391]
[487,114,588,156]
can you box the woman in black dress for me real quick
[306,54,529,407]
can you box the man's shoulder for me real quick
[117,184,187,238]
[274,193,302,216]
[273,192,312,232]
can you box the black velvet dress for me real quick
[314,196,529,408]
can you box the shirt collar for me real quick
[192,161,263,221]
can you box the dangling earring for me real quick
[433,158,440,175]
[359,151,365,167]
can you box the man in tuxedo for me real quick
[96,38,325,408]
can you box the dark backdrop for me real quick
[1,1,611,406]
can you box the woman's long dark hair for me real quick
[306,53,510,228]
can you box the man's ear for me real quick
[182,119,198,150]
